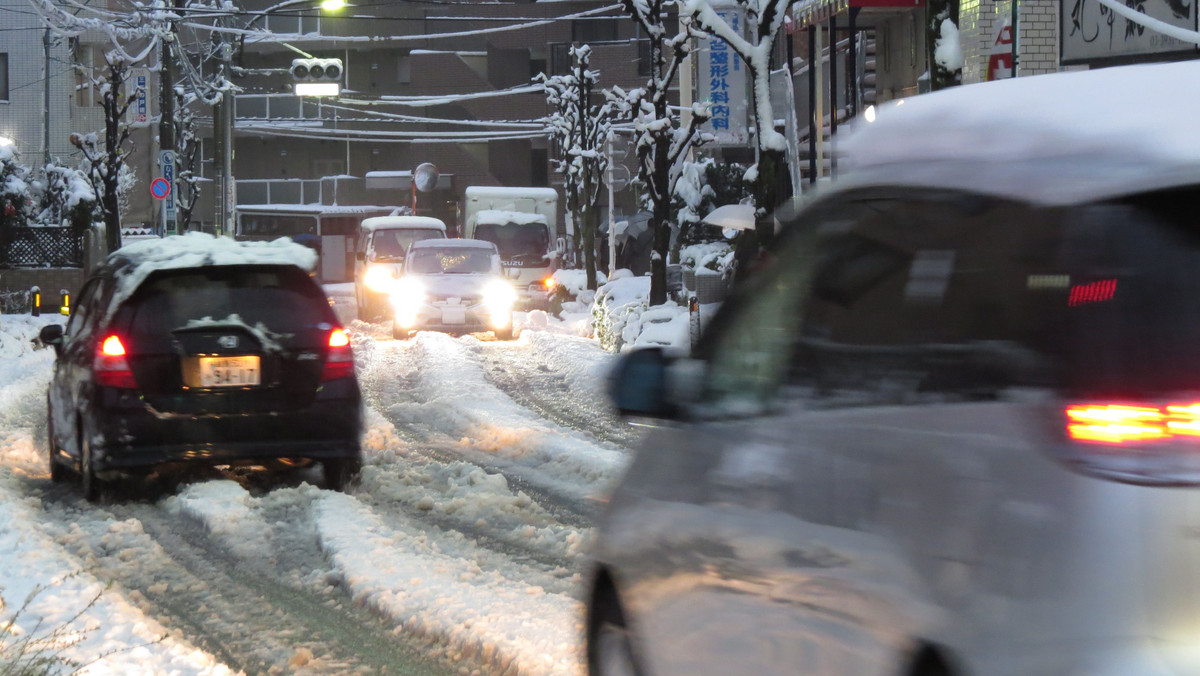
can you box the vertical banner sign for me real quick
[130,68,149,124]
[696,7,750,145]
[986,17,1014,81]
[160,150,177,234]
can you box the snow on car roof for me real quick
[410,238,497,250]
[107,232,318,317]
[464,186,558,200]
[839,61,1200,205]
[474,209,548,226]
[360,216,447,232]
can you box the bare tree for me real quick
[612,0,711,306]
[29,0,164,252]
[684,0,795,256]
[540,45,615,291]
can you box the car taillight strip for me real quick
[1067,402,1200,444]
[95,335,136,388]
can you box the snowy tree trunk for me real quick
[927,0,963,90]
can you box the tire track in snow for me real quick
[471,332,641,450]
[353,330,629,517]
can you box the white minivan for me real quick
[590,62,1200,676]
[354,216,446,320]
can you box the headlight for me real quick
[390,277,426,328]
[483,279,517,326]
[363,265,396,293]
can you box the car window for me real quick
[65,278,104,347]
[114,265,334,351]
[370,229,443,260]
[407,249,494,274]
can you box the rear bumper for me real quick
[91,386,362,474]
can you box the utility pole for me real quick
[607,137,616,278]
[43,28,51,166]
[159,4,178,235]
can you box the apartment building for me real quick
[228,0,653,229]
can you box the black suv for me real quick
[41,239,363,501]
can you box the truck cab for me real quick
[462,187,560,310]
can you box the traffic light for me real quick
[291,58,343,96]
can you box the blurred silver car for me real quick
[588,62,1200,676]
[389,238,517,340]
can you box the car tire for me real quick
[324,457,362,492]
[589,593,643,676]
[47,410,67,484]
[494,325,514,341]
[392,323,410,340]
[80,436,108,503]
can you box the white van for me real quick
[462,186,560,310]
[354,215,446,320]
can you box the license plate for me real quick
[442,307,467,324]
[198,356,261,387]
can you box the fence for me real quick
[1,227,86,269]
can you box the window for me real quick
[571,18,619,44]
[0,53,8,101]
[549,43,571,76]
[397,55,411,84]
[637,40,652,77]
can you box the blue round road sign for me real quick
[151,177,171,199]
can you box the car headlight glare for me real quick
[364,265,396,293]
[391,277,426,325]
[483,279,518,319]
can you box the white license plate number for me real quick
[198,356,261,387]
[442,307,467,324]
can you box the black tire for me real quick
[324,457,362,492]
[80,436,107,503]
[392,323,410,340]
[47,411,67,483]
[588,592,643,676]
[494,325,514,341]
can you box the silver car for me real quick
[588,62,1200,676]
[389,238,518,340]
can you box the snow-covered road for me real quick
[0,313,632,675]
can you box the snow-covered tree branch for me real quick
[613,0,711,306]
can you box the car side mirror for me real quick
[609,347,678,419]
[39,324,64,356]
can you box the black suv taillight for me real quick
[95,334,137,389]
[321,328,354,381]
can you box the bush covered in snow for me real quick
[589,275,691,353]
[0,145,98,230]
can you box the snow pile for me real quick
[679,241,734,276]
[473,209,548,226]
[934,18,963,72]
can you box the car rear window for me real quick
[115,265,333,350]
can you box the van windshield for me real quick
[407,249,494,274]
[370,229,443,261]
[474,223,549,265]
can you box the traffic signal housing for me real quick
[291,58,343,96]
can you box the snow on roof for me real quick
[474,209,549,226]
[411,238,497,250]
[360,216,447,232]
[840,61,1200,204]
[236,203,399,214]
[465,186,559,201]
[109,233,318,316]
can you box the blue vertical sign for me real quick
[160,150,177,234]
[696,8,749,145]
[130,68,149,124]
